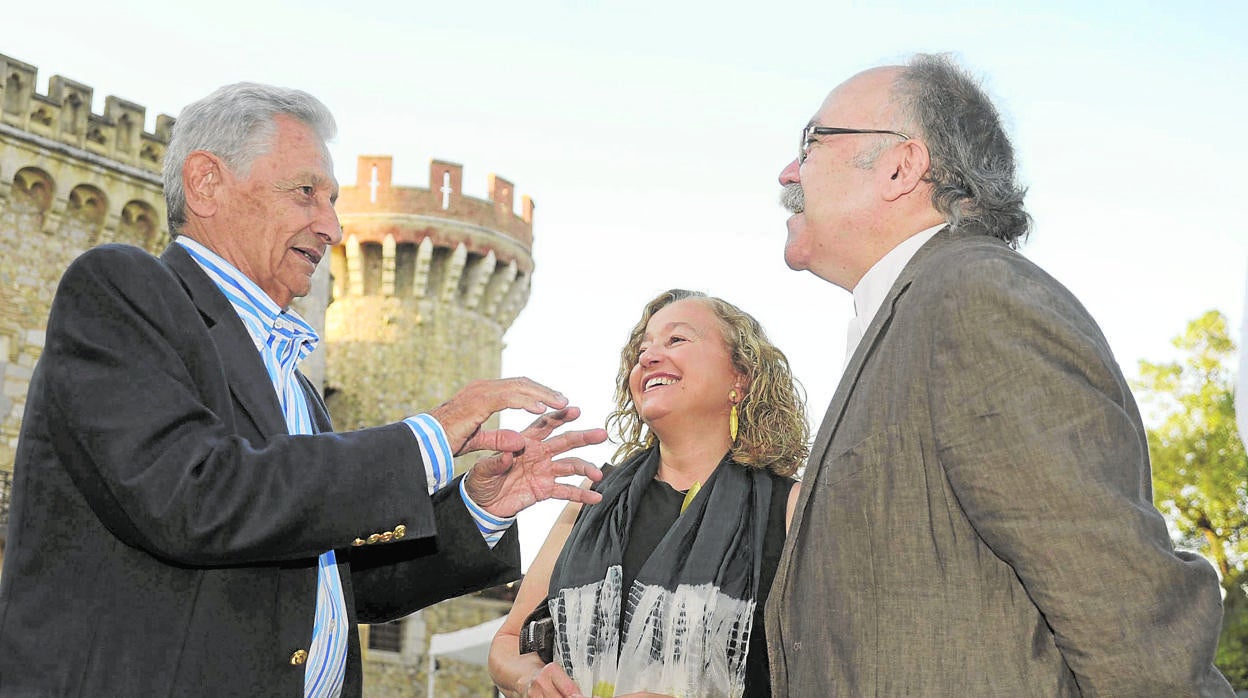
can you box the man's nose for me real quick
[779,158,801,186]
[318,206,343,246]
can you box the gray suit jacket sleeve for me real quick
[926,249,1229,695]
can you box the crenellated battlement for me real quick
[332,155,535,327]
[337,155,534,255]
[0,54,173,175]
[0,53,171,253]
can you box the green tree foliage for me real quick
[1136,309,1248,687]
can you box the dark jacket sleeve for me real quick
[348,476,522,624]
[42,244,435,566]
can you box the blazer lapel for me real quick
[788,226,958,537]
[297,372,333,434]
[160,243,288,438]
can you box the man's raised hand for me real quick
[430,378,569,456]
[464,407,607,518]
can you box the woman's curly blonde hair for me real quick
[605,289,810,477]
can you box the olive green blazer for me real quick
[765,227,1232,696]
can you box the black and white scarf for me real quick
[546,447,773,697]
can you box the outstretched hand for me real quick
[464,407,607,519]
[430,378,570,456]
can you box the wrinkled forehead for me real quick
[267,116,338,182]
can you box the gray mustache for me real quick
[780,183,804,214]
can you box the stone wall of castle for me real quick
[0,53,172,475]
[0,54,535,696]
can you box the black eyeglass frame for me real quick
[800,125,911,164]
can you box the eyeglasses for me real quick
[799,125,911,164]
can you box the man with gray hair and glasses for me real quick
[0,82,606,696]
[766,53,1234,695]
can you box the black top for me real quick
[614,467,793,697]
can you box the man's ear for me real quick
[881,139,931,202]
[183,151,224,219]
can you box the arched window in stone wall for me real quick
[67,184,108,238]
[10,167,54,215]
[118,200,159,251]
[3,73,22,115]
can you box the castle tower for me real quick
[330,156,536,695]
[325,155,534,474]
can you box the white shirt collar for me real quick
[852,223,946,327]
[843,223,945,368]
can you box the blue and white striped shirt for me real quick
[176,237,513,696]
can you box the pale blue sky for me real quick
[4,0,1245,566]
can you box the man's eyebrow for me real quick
[276,171,336,192]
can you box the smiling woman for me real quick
[626,297,744,439]
[489,289,810,698]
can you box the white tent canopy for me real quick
[426,615,506,695]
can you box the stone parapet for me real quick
[1,54,172,176]
[338,155,534,255]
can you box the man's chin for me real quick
[292,280,313,301]
[783,216,810,271]
[783,247,808,272]
[276,276,315,308]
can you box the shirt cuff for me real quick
[403,414,454,495]
[459,478,515,549]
